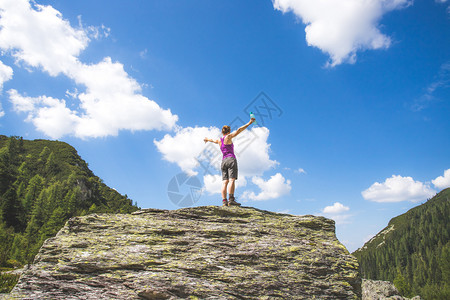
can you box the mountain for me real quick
[353,188,450,299]
[0,136,139,269]
[7,206,360,299]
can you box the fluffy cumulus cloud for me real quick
[322,202,349,214]
[432,169,450,190]
[362,175,436,203]
[272,0,412,66]
[0,60,13,91]
[236,127,279,177]
[154,126,222,176]
[9,89,80,138]
[0,0,88,76]
[242,173,292,201]
[0,60,13,117]
[321,202,351,224]
[203,174,248,196]
[70,57,177,138]
[0,0,178,138]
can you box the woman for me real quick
[203,117,255,206]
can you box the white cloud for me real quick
[8,89,35,112]
[9,89,80,138]
[71,57,178,138]
[9,81,177,139]
[154,126,221,176]
[140,49,148,59]
[322,202,349,214]
[272,0,412,67]
[432,169,450,190]
[321,202,351,225]
[0,0,178,138]
[327,214,352,225]
[78,16,111,40]
[236,127,279,177]
[203,175,225,195]
[203,174,247,195]
[0,60,13,117]
[296,168,306,174]
[411,61,450,111]
[0,101,4,118]
[242,173,292,201]
[320,202,352,225]
[436,0,450,15]
[0,0,88,76]
[0,60,13,91]
[362,175,436,203]
[65,88,78,99]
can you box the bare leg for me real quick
[228,178,236,196]
[222,180,229,200]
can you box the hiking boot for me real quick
[228,196,241,206]
[222,199,229,207]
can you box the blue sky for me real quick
[0,0,449,252]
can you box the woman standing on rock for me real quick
[203,117,255,207]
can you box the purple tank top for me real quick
[220,135,236,159]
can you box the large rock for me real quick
[6,206,360,299]
[362,279,422,300]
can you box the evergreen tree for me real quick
[394,270,412,298]
[1,187,24,231]
[38,146,51,163]
[23,174,44,215]
[38,207,66,243]
[44,152,59,177]
[0,221,14,266]
[0,147,14,195]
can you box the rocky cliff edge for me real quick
[6,206,360,299]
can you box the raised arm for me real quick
[204,137,219,144]
[228,118,255,139]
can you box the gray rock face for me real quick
[6,206,361,299]
[362,279,421,300]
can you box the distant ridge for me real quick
[353,188,450,299]
[0,136,139,269]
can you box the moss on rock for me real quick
[6,206,360,299]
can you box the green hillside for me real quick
[353,188,450,299]
[0,136,139,269]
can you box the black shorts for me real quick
[221,157,238,180]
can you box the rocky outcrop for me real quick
[6,206,360,299]
[362,280,421,300]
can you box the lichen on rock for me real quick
[6,206,361,299]
[362,279,422,300]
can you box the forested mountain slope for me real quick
[0,136,139,267]
[353,188,450,299]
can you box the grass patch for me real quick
[0,273,20,293]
